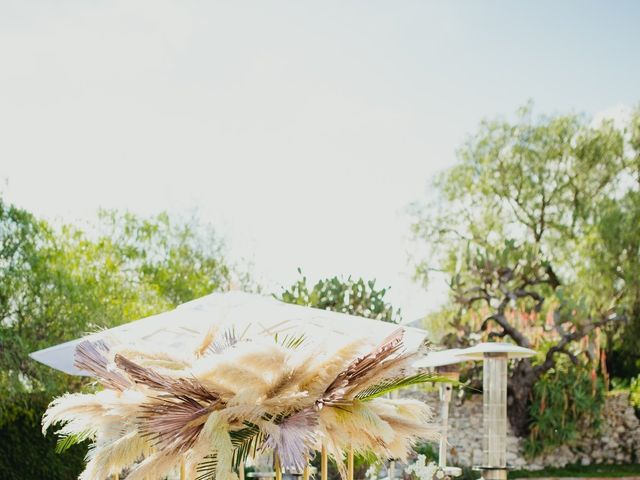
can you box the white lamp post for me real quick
[415,349,467,476]
[455,343,535,480]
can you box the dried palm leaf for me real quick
[74,341,131,391]
[264,407,317,472]
[114,354,218,403]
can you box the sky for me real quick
[1,1,639,322]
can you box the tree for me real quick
[581,190,640,378]
[278,269,401,322]
[0,200,234,424]
[96,210,233,305]
[411,104,640,436]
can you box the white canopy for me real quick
[30,291,429,376]
[456,342,536,360]
[414,342,537,369]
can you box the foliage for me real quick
[583,191,640,379]
[413,441,439,463]
[96,210,232,305]
[610,373,640,414]
[630,375,640,411]
[0,197,233,426]
[0,395,87,480]
[525,360,605,457]
[411,104,640,435]
[279,269,401,322]
[355,373,452,401]
[508,463,640,478]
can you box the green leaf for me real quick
[55,430,93,453]
[196,423,266,480]
[355,373,455,401]
[274,333,306,350]
[196,454,218,480]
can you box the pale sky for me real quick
[2,1,639,322]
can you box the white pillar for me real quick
[481,352,508,480]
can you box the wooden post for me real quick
[239,460,245,480]
[321,445,328,480]
[180,457,186,480]
[303,463,310,480]
[275,454,283,480]
[113,475,119,480]
[347,446,354,480]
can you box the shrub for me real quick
[0,395,87,480]
[525,360,605,457]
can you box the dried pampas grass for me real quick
[44,327,440,479]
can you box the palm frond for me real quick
[274,333,306,350]
[115,354,219,403]
[319,328,405,407]
[196,454,218,480]
[196,424,265,480]
[264,407,317,472]
[355,373,454,401]
[74,341,131,391]
[55,430,92,453]
[208,327,241,355]
[231,422,265,469]
[138,396,212,449]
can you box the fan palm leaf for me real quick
[355,373,453,401]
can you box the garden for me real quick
[1,105,640,479]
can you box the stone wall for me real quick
[406,391,640,470]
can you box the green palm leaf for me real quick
[355,373,454,401]
[196,455,218,480]
[196,423,265,480]
[274,333,306,350]
[55,430,93,453]
[231,423,265,470]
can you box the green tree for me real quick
[96,210,232,305]
[1,199,238,478]
[0,200,234,424]
[581,191,640,378]
[411,104,640,436]
[278,269,400,322]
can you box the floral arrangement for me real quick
[405,455,446,480]
[43,327,439,480]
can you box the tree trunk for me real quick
[507,358,538,437]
